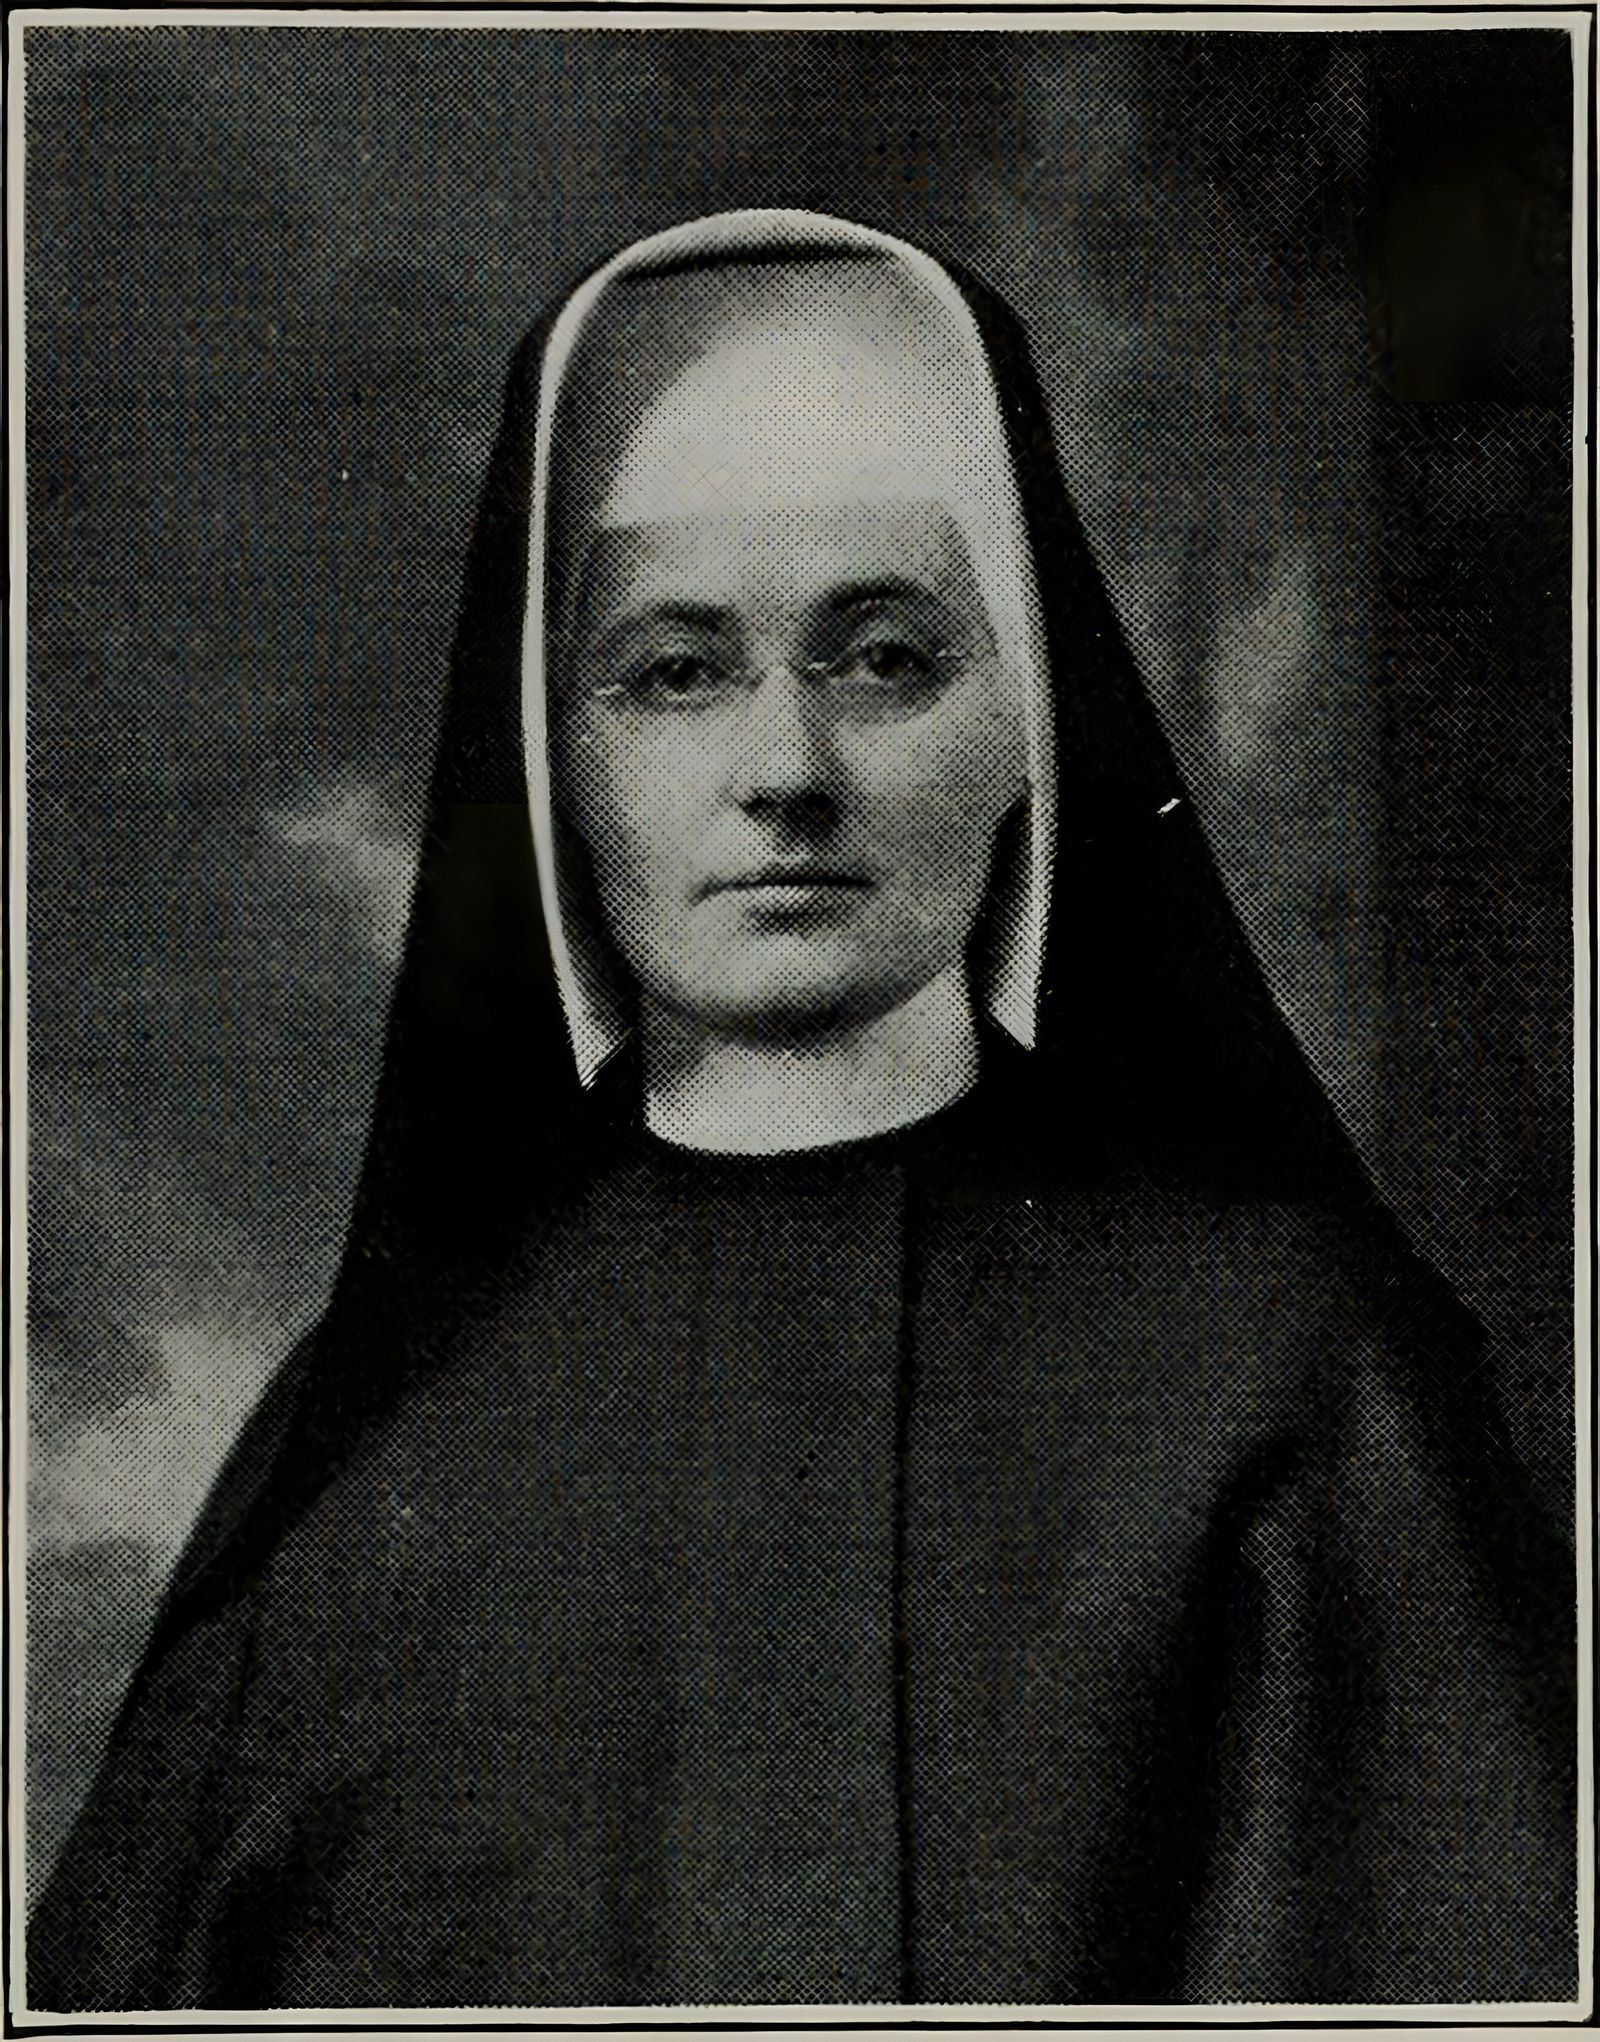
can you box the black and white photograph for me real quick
[7,8,1592,2020]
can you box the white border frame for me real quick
[5,7,1592,2031]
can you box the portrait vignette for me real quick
[5,5,1594,2024]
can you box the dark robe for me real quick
[27,219,1578,2010]
[28,1037,1576,2008]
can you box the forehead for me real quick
[574,499,986,628]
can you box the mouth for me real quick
[707,869,874,898]
[702,870,875,921]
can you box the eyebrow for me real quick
[829,579,997,660]
[608,601,729,632]
[827,577,948,615]
[586,602,731,656]
[583,578,969,659]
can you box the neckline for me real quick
[632,1059,997,1186]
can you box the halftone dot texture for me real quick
[536,227,1051,1078]
[23,22,1575,1987]
[24,1115,1578,2007]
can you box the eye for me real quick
[834,636,938,688]
[607,653,730,711]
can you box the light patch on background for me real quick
[30,1317,285,1565]
[22,22,1571,1906]
[1200,539,1379,1143]
[270,775,417,965]
[1208,543,1323,778]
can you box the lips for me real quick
[708,869,873,895]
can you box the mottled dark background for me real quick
[22,24,1577,1892]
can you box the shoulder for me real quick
[139,1244,529,1681]
[932,1142,1477,1439]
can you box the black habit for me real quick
[28,214,1577,2012]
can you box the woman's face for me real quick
[554,496,1027,1037]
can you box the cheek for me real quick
[556,718,702,901]
[851,695,1025,881]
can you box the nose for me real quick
[726,661,840,823]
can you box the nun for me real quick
[29,210,1575,2011]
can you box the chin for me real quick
[685,957,905,1040]
[701,989,868,1040]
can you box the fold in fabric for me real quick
[27,213,1577,2013]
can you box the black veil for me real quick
[360,248,1386,1254]
[30,216,1576,2022]
[154,217,1488,1633]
